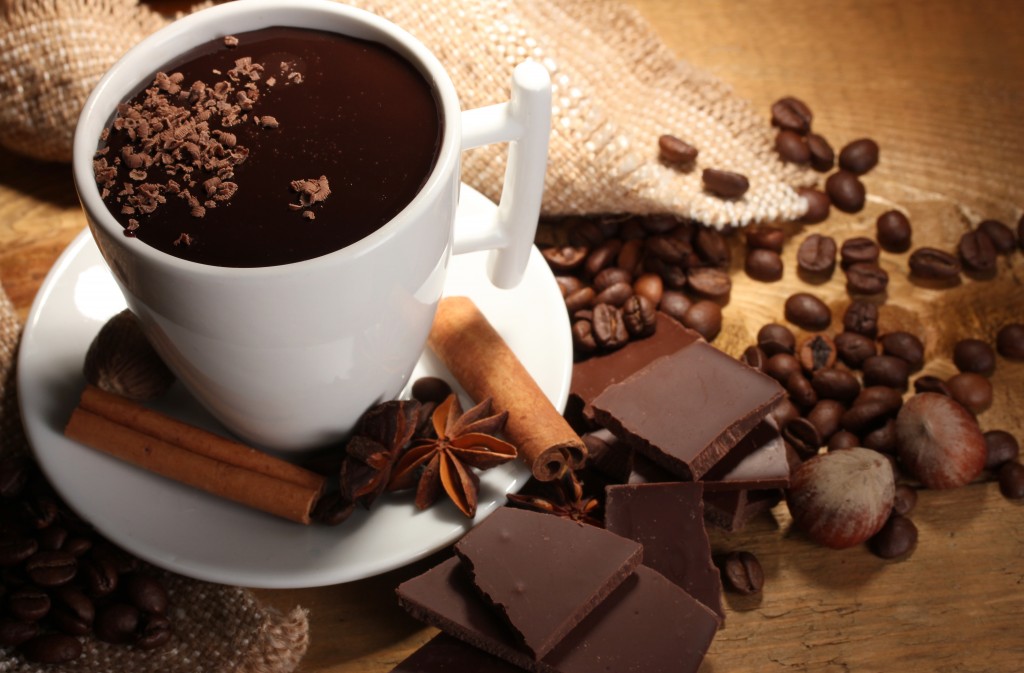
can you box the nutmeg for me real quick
[83,309,175,401]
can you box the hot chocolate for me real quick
[95,27,442,267]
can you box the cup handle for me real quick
[455,61,552,289]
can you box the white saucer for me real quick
[18,185,572,589]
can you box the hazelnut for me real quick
[83,309,175,401]
[895,393,986,489]
[786,447,895,549]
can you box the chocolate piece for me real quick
[397,557,718,673]
[390,633,523,673]
[454,507,642,659]
[628,451,677,484]
[591,341,785,479]
[700,419,790,491]
[605,482,724,623]
[569,312,701,425]
[703,489,781,532]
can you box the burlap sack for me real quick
[0,284,310,673]
[0,0,812,229]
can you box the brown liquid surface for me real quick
[98,27,442,267]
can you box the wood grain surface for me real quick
[1,1,1022,672]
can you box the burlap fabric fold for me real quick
[0,0,813,228]
[0,285,310,673]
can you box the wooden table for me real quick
[1,1,1022,671]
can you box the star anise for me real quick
[388,394,517,518]
[506,469,602,526]
[339,399,422,508]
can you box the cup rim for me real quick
[72,0,460,278]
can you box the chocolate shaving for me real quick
[223,35,239,48]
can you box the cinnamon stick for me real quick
[427,296,585,481]
[65,387,325,524]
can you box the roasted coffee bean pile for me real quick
[540,213,732,353]
[0,455,172,663]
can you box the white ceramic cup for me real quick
[72,0,551,451]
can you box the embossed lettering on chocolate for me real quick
[96,27,442,267]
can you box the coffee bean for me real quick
[720,550,765,594]
[0,537,38,567]
[798,334,836,372]
[35,526,68,552]
[879,331,925,371]
[845,262,889,295]
[745,248,784,281]
[19,491,58,530]
[862,355,910,391]
[658,134,699,164]
[136,613,173,650]
[681,300,722,341]
[686,267,732,299]
[658,290,692,324]
[834,331,877,368]
[827,430,860,451]
[811,367,861,404]
[913,374,952,396]
[568,219,607,248]
[876,210,912,252]
[583,240,623,277]
[786,372,818,409]
[841,389,902,434]
[775,129,810,163]
[783,417,822,459]
[411,377,452,405]
[946,372,993,414]
[908,247,961,280]
[996,323,1024,359]
[984,430,1020,470]
[757,323,796,356]
[893,484,918,516]
[564,286,595,314]
[542,245,588,272]
[998,461,1024,499]
[977,219,1016,254]
[855,385,905,411]
[694,227,731,267]
[784,292,832,331]
[617,238,644,274]
[24,550,77,587]
[592,267,632,292]
[869,514,917,559]
[622,295,657,337]
[8,587,51,622]
[646,234,692,266]
[807,399,845,442]
[592,303,629,350]
[123,573,170,616]
[842,299,879,337]
[840,237,880,268]
[826,170,866,213]
[19,632,83,665]
[49,585,95,636]
[796,233,837,277]
[798,187,831,224]
[771,96,813,133]
[838,138,880,175]
[806,133,835,172]
[0,456,30,499]
[95,602,140,644]
[863,418,898,454]
[593,281,634,307]
[958,229,997,275]
[643,214,685,235]
[741,345,767,371]
[0,618,39,647]
[632,273,663,306]
[80,555,118,597]
[702,168,749,198]
[765,353,802,384]
[770,397,801,430]
[745,227,785,254]
[953,338,996,375]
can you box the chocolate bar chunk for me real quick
[397,557,719,673]
[703,488,782,532]
[700,418,789,491]
[605,482,724,623]
[569,312,701,425]
[454,507,642,659]
[591,340,785,479]
[390,633,523,673]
